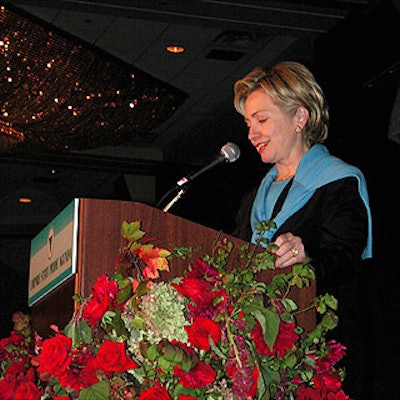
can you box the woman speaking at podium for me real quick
[231,61,373,399]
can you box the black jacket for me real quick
[232,176,369,294]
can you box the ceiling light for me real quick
[19,197,32,203]
[166,45,185,54]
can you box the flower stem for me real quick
[225,316,242,368]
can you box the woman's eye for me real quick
[258,118,267,124]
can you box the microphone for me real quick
[176,142,241,187]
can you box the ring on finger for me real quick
[291,248,299,257]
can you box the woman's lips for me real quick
[256,142,269,153]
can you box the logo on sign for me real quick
[47,226,55,260]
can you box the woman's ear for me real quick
[295,106,309,129]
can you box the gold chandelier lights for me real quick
[0,5,186,154]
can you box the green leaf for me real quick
[263,309,280,350]
[284,352,298,368]
[281,298,298,313]
[132,315,145,329]
[210,340,227,360]
[252,308,280,351]
[77,381,110,400]
[320,311,339,330]
[63,319,92,347]
[158,356,172,372]
[102,309,128,337]
[261,363,281,386]
[293,275,304,288]
[180,354,194,372]
[323,293,338,310]
[146,344,159,361]
[134,281,150,298]
[116,280,132,303]
[120,220,146,242]
[78,320,92,344]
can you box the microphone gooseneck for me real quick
[156,142,241,211]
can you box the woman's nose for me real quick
[248,125,258,143]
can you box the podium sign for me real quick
[28,199,79,306]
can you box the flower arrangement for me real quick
[0,220,352,399]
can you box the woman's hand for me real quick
[271,232,306,268]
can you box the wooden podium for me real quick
[31,199,316,336]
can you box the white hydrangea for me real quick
[139,282,189,344]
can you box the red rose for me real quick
[137,384,171,399]
[57,356,98,391]
[174,360,216,388]
[249,365,259,398]
[185,258,219,281]
[8,330,25,347]
[296,384,323,399]
[0,362,43,400]
[273,320,298,356]
[95,340,139,372]
[82,274,119,326]
[327,390,351,400]
[185,317,221,350]
[174,277,214,304]
[0,374,16,400]
[2,359,26,378]
[37,333,72,376]
[178,396,198,400]
[313,370,342,394]
[82,296,108,327]
[315,340,347,373]
[14,381,43,400]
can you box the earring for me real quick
[295,125,301,134]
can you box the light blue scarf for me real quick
[251,144,373,259]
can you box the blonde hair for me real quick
[233,61,329,146]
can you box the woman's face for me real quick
[244,89,303,165]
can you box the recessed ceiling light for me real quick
[166,45,185,54]
[19,197,32,203]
